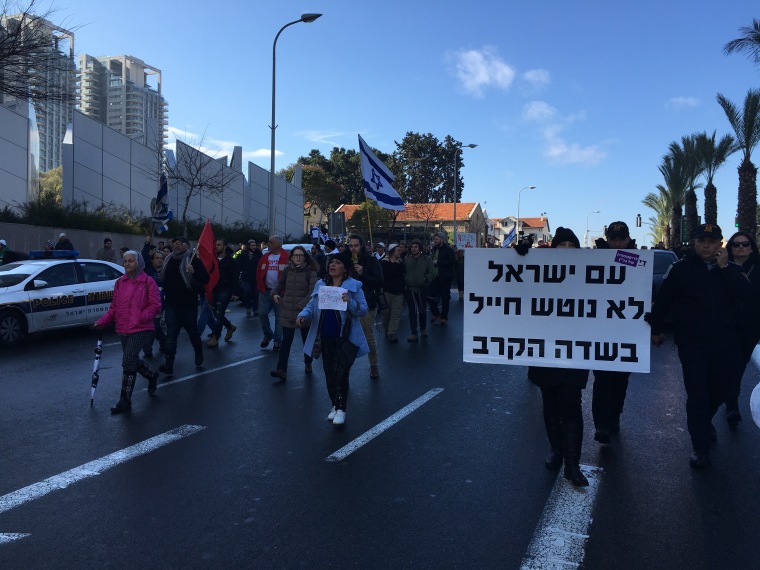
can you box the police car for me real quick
[0,256,124,347]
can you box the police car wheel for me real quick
[0,310,25,347]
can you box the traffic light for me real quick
[636,213,642,228]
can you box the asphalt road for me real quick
[1,299,759,569]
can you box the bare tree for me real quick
[167,138,241,237]
[407,202,439,240]
[0,0,77,104]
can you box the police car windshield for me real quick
[0,263,33,286]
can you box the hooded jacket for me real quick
[97,255,161,334]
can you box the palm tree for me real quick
[668,136,704,244]
[694,131,736,225]
[724,19,760,67]
[658,154,688,248]
[642,186,671,246]
[717,90,760,238]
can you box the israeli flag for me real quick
[502,224,516,247]
[151,173,173,234]
[358,135,405,211]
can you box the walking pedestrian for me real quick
[591,221,638,444]
[723,231,760,430]
[296,253,369,425]
[237,240,261,317]
[650,223,750,468]
[96,237,119,263]
[143,250,167,357]
[380,244,406,343]
[94,251,161,414]
[158,237,209,375]
[207,239,237,347]
[404,238,435,342]
[524,227,590,486]
[270,246,319,382]
[347,234,383,379]
[427,232,457,326]
[257,236,286,351]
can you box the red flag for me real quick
[197,220,218,302]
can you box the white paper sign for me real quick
[456,233,477,249]
[463,248,653,372]
[318,286,348,311]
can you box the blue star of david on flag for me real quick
[358,135,405,211]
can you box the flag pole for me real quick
[365,195,374,245]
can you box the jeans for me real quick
[276,326,313,372]
[164,305,203,358]
[197,297,217,335]
[258,289,282,342]
[211,288,233,338]
[242,280,258,312]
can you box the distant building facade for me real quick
[78,54,168,148]
[0,14,76,172]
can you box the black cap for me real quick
[606,221,630,239]
[172,236,190,245]
[551,227,580,248]
[694,223,723,240]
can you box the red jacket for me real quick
[97,271,162,334]
[256,251,289,293]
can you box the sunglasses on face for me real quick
[732,241,751,248]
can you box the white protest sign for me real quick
[456,233,477,249]
[318,286,348,311]
[463,248,653,372]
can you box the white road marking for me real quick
[520,464,603,569]
[137,355,267,393]
[0,424,206,517]
[326,388,443,462]
[0,533,31,544]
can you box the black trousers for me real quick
[405,290,427,334]
[677,340,743,453]
[592,370,631,430]
[427,276,452,319]
[164,305,203,358]
[321,337,351,411]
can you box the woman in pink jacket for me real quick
[96,250,162,414]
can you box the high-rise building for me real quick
[78,54,168,149]
[0,14,76,172]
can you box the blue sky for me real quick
[56,0,757,244]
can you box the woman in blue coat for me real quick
[297,252,368,425]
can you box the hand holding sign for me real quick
[319,286,348,311]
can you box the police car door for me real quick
[27,262,86,330]
[78,261,122,323]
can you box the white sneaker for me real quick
[326,407,337,421]
[332,410,346,425]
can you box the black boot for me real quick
[111,374,136,414]
[543,414,563,470]
[562,421,589,487]
[138,360,159,395]
[159,356,175,375]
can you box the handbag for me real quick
[336,311,359,370]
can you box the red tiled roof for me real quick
[519,217,548,228]
[335,202,479,221]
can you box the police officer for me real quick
[650,223,749,468]
[592,221,637,444]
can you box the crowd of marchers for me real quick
[89,221,758,472]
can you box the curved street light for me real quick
[452,143,477,246]
[269,13,323,235]
[585,210,601,248]
[516,185,537,244]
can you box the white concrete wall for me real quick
[247,161,304,239]
[0,104,33,211]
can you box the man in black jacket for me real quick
[347,234,384,379]
[650,224,749,468]
[207,239,237,347]
[237,240,261,317]
[158,237,210,375]
[591,221,637,444]
[427,232,457,326]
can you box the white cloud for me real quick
[297,130,348,147]
[522,101,606,166]
[668,96,699,108]
[450,46,515,97]
[522,69,551,91]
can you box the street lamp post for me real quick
[585,210,601,248]
[516,185,537,244]
[453,143,477,247]
[269,13,322,236]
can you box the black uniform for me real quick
[591,236,638,440]
[650,253,749,455]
